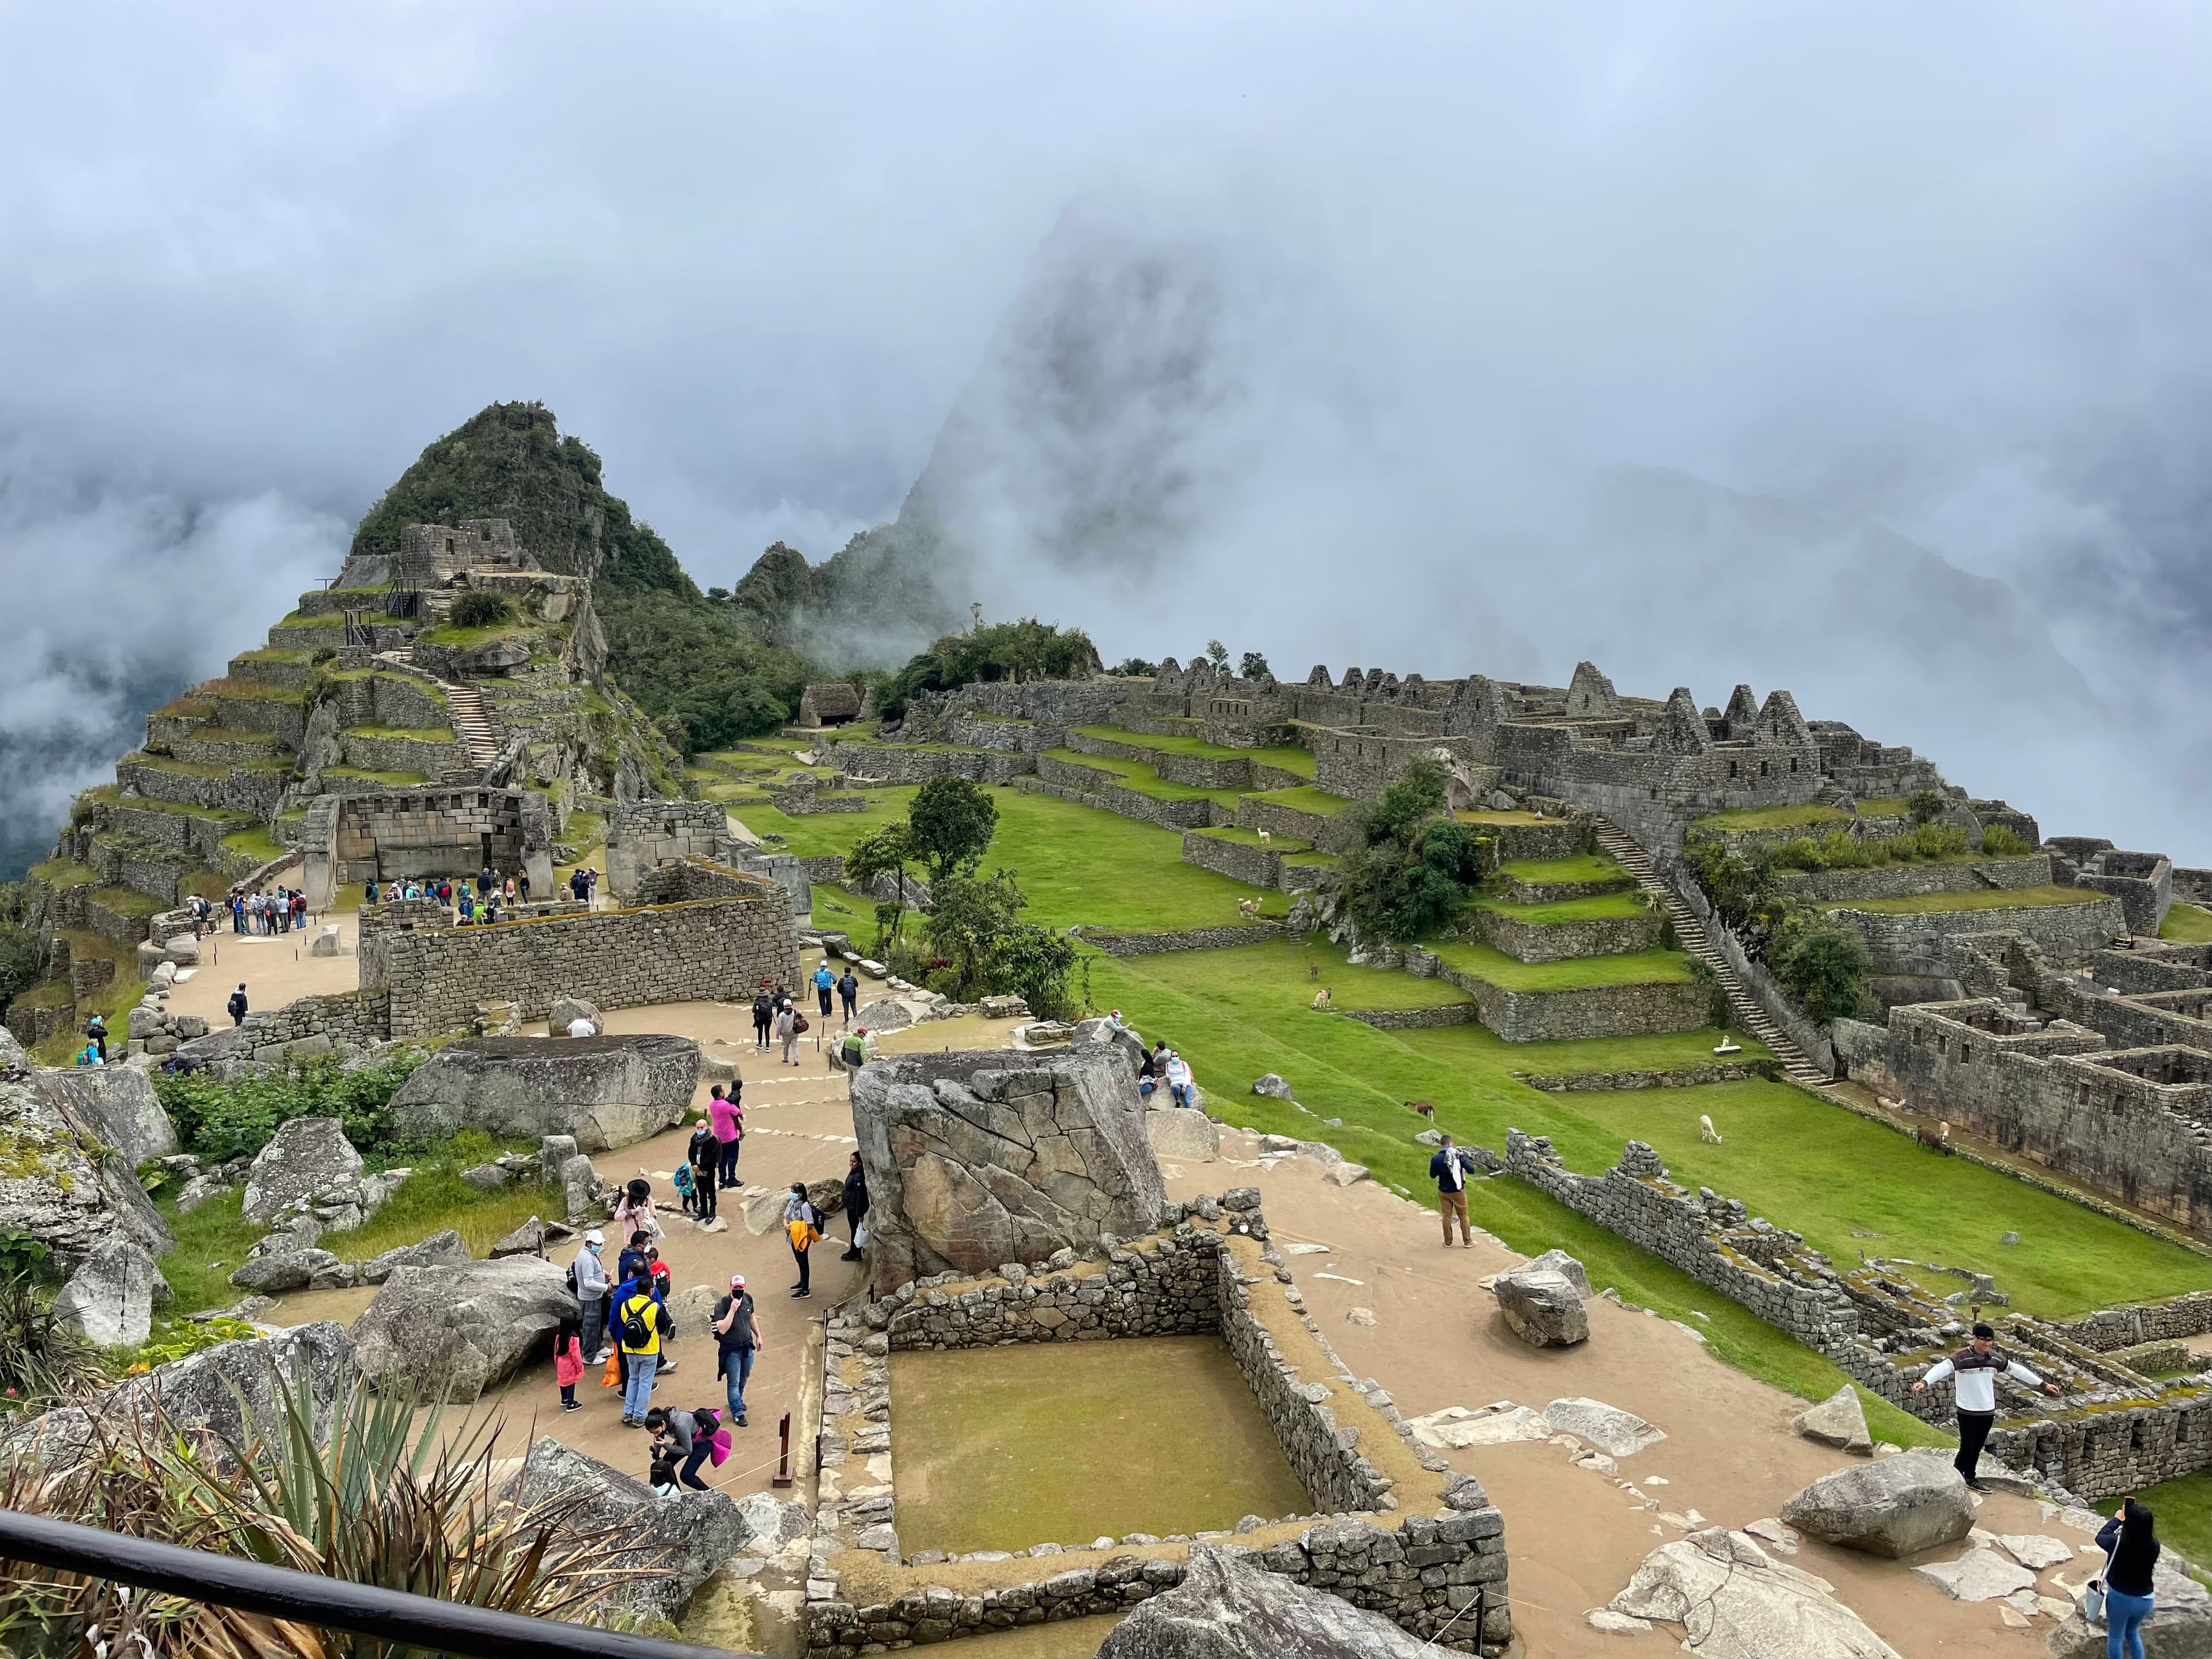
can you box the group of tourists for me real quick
[1135,1033,1196,1107]
[671,1082,747,1217]
[749,964,863,1067]
[363,863,542,925]
[230,885,305,935]
[73,1012,108,1067]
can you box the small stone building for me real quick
[798,682,863,729]
[300,787,554,910]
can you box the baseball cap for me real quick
[729,1273,747,1289]
[584,1229,604,1245]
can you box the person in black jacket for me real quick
[227,984,249,1027]
[1429,1135,1478,1247]
[751,987,774,1051]
[2094,1497,2160,1659]
[840,1152,869,1260]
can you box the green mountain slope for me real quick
[351,402,808,751]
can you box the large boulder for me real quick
[0,1059,174,1260]
[243,1117,363,1223]
[1522,1247,1591,1295]
[1493,1264,1589,1348]
[507,1436,751,1622]
[351,1257,574,1400]
[18,1323,351,1463]
[53,1238,171,1346]
[1793,1385,1873,1453]
[850,1046,1166,1292]
[1146,1106,1221,1162]
[1097,1542,1433,1658]
[359,1229,471,1285]
[548,997,602,1034]
[35,1068,177,1168]
[1608,1527,1902,1658]
[1780,1451,1975,1558]
[230,1248,352,1294]
[384,1035,700,1153]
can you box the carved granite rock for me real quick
[1781,1453,1974,1558]
[1096,1542,1434,1658]
[385,1034,700,1152]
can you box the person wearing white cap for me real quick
[573,1230,610,1363]
[712,1272,763,1427]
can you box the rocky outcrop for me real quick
[0,1034,173,1263]
[242,1116,364,1222]
[1145,1105,1221,1162]
[1780,1452,1974,1558]
[34,1068,177,1169]
[849,1044,1166,1291]
[1607,1527,1901,1658]
[229,1247,355,1294]
[508,1436,751,1622]
[1096,1543,1435,1659]
[1793,1385,1873,1453]
[384,1034,700,1152]
[359,1229,471,1284]
[1493,1260,1588,1347]
[53,1238,171,1347]
[351,1257,574,1400]
[20,1323,351,1461]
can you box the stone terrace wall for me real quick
[1015,774,1225,833]
[603,800,725,902]
[1078,922,1294,957]
[361,887,797,1039]
[1433,961,1707,1042]
[2052,1291,2212,1353]
[1771,855,2052,905]
[834,744,1035,786]
[1471,908,1659,965]
[806,1196,1512,1655]
[172,989,393,1069]
[1833,895,2125,977]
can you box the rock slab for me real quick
[351,1257,574,1400]
[53,1238,170,1346]
[243,1117,364,1222]
[508,1437,751,1622]
[1609,1527,1902,1658]
[1095,1541,1434,1658]
[1546,1397,1666,1457]
[1494,1266,1589,1347]
[1145,1105,1221,1163]
[385,1035,700,1152]
[1793,1385,1874,1453]
[1780,1454,1974,1558]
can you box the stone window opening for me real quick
[1728,760,1739,778]
[1936,1035,1947,1056]
[1760,760,1770,777]
[1959,1043,1971,1065]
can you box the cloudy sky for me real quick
[4,2,2210,867]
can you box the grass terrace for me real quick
[1834,884,2111,915]
[1429,938,1696,991]
[1193,825,1312,852]
[220,825,288,868]
[2159,904,2212,944]
[414,619,536,650]
[1069,724,1316,778]
[1495,853,1633,888]
[26,859,104,891]
[1039,749,1245,806]
[342,725,459,743]
[1691,802,1854,834]
[1243,785,1354,818]
[1471,889,1651,925]
[192,675,310,704]
[1454,808,1548,826]
[317,766,431,788]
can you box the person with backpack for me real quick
[751,986,773,1052]
[643,1406,714,1492]
[84,1013,107,1063]
[837,1027,871,1075]
[552,1317,585,1412]
[614,1274,673,1426]
[713,1273,762,1426]
[785,1183,821,1298]
[2092,1497,2160,1659]
[707,1082,744,1191]
[1911,1321,2063,1491]
[775,1001,800,1067]
[838,968,859,1024]
[571,1231,609,1362]
[1430,1134,1479,1248]
[227,984,249,1027]
[686,1116,719,1220]
[671,1160,699,1217]
[812,960,836,1021]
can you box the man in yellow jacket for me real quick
[615,1275,673,1427]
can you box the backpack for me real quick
[564,1263,578,1293]
[793,1012,809,1035]
[619,1298,654,1349]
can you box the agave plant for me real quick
[0,1358,654,1658]
[0,1272,110,1419]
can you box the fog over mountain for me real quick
[5,2,2211,871]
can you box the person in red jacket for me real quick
[552,1317,585,1412]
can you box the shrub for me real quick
[1774,837,1828,872]
[448,589,514,628]
[1109,657,1157,678]
[1905,789,1949,826]
[874,620,1102,721]
[1768,912,1873,1022]
[1904,822,1970,859]
[0,1273,110,1414]
[155,1051,427,1162]
[1979,822,2027,856]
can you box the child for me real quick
[552,1317,584,1412]
[647,1435,681,1498]
[672,1160,698,1217]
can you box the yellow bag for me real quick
[786,1217,820,1252]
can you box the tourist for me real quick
[478,865,494,900]
[1430,1134,1478,1248]
[646,1440,681,1499]
[230,891,245,934]
[785,1183,821,1299]
[552,1317,585,1412]
[459,890,475,923]
[2093,1498,2160,1659]
[586,868,599,906]
[812,959,836,1021]
[569,868,590,903]
[227,984,249,1027]
[504,875,517,904]
[73,1039,103,1067]
[840,1152,868,1261]
[838,967,858,1023]
[709,1081,744,1190]
[572,1230,609,1362]
[1137,1040,1168,1098]
[517,869,531,903]
[83,1012,107,1063]
[363,878,376,906]
[1912,1322,2063,1491]
[1164,1050,1195,1108]
[775,1001,799,1067]
[671,1159,698,1217]
[643,1407,712,1492]
[614,1272,672,1426]
[687,1114,719,1220]
[713,1273,761,1427]
[616,1228,653,1291]
[751,985,773,1051]
[566,1010,597,1038]
[290,889,306,930]
[838,1026,870,1074]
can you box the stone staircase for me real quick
[1588,815,1832,1090]
[372,650,501,779]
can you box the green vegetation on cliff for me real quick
[349,402,808,752]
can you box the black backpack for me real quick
[619,1299,653,1349]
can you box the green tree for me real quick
[907,775,999,882]
[920,870,1080,1016]
[1905,789,1949,826]
[0,918,39,1021]
[1237,651,1271,681]
[1769,912,1873,1021]
[844,822,918,948]
[874,620,1103,721]
[1334,760,1488,942]
[1110,657,1157,678]
[1205,639,1229,671]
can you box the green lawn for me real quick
[1040,749,1244,806]
[1691,803,1854,832]
[1069,725,1315,778]
[2161,904,2212,943]
[2135,1469,2212,1581]
[1195,825,1315,853]
[1496,853,1630,887]
[221,825,287,867]
[1397,1018,1771,1079]
[1834,884,2109,915]
[342,725,458,743]
[1430,938,1696,991]
[317,766,431,788]
[1473,890,1650,924]
[1245,785,1354,818]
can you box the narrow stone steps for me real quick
[1589,816,1831,1088]
[373,652,502,773]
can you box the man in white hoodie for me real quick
[1912,1321,2063,1491]
[573,1230,611,1363]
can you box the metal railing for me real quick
[0,1510,755,1659]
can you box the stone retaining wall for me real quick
[1181,831,1278,888]
[1518,1060,1777,1091]
[1771,855,2052,904]
[834,744,1035,786]
[1832,895,2125,977]
[1471,908,1658,964]
[1079,922,1294,957]
[360,886,798,1039]
[1672,870,1837,1075]
[1433,962,1708,1042]
[945,713,1061,754]
[1016,774,1226,833]
[338,729,465,777]
[1232,797,1354,852]
[805,1198,1512,1654]
[1337,1003,1482,1031]
[2050,1291,2212,1353]
[115,757,290,819]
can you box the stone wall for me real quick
[115,756,289,819]
[1338,1003,1483,1031]
[1671,870,1837,1075]
[301,786,552,911]
[1771,855,2052,905]
[805,1198,1512,1655]
[1470,908,1660,964]
[1180,830,1279,888]
[359,885,797,1039]
[2051,1291,2212,1354]
[1431,959,1708,1042]
[1518,1060,1776,1091]
[1080,922,1295,957]
[1015,773,1225,832]
[172,989,393,1069]
[1830,895,2126,976]
[603,800,726,902]
[833,743,1036,786]
[1232,797,1355,853]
